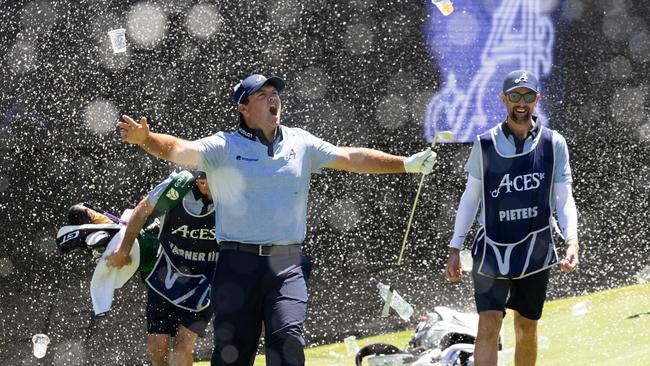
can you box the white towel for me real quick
[90,209,141,316]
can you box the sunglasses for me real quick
[507,91,537,103]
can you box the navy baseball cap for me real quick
[191,170,206,179]
[233,74,285,105]
[502,70,540,94]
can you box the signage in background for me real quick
[423,0,569,142]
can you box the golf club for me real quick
[382,130,455,318]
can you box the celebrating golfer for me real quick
[443,70,579,366]
[117,73,437,366]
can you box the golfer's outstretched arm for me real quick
[117,115,201,167]
[326,147,436,174]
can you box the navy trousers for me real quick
[210,249,308,366]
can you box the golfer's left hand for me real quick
[404,148,437,174]
[560,241,579,272]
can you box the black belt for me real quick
[219,241,302,256]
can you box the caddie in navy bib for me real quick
[472,125,558,279]
[146,174,218,312]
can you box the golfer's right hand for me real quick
[117,115,150,145]
[105,249,132,269]
[404,148,437,174]
[444,249,462,282]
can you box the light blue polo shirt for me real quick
[196,125,339,245]
[465,121,573,226]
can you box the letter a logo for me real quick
[515,72,528,84]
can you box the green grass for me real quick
[530,283,650,365]
[196,283,650,366]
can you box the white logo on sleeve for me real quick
[174,175,187,187]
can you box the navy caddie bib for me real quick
[472,125,558,279]
[146,194,218,311]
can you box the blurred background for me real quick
[0,0,649,364]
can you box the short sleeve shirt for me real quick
[196,125,340,245]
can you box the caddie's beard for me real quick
[509,107,530,125]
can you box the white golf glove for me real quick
[404,148,437,174]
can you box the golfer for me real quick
[117,73,437,366]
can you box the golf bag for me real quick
[56,222,122,260]
[56,203,159,274]
[357,306,500,366]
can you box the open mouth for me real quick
[270,106,278,116]
[510,107,529,123]
[513,107,529,118]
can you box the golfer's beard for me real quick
[509,108,530,124]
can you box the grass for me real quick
[531,283,650,365]
[195,283,650,365]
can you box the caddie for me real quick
[107,170,218,366]
[443,70,579,366]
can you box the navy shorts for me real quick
[472,268,550,320]
[146,288,213,337]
